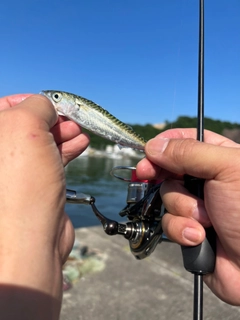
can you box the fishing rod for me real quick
[181,0,216,319]
[66,0,216,318]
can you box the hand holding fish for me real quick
[136,128,240,305]
[0,94,89,319]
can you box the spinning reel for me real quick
[66,165,169,260]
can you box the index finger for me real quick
[0,94,33,111]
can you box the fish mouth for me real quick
[40,90,65,116]
[39,90,48,97]
[39,90,53,101]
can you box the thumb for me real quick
[0,94,32,110]
[14,94,58,130]
[145,136,240,180]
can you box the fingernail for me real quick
[192,206,210,225]
[146,137,169,156]
[182,227,202,244]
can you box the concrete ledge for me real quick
[60,226,240,320]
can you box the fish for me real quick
[41,90,146,151]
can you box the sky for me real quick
[1,0,240,125]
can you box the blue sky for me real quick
[1,0,239,125]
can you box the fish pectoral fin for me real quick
[76,101,88,111]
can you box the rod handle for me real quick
[181,176,216,274]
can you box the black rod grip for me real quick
[181,175,216,274]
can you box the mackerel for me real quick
[41,90,146,151]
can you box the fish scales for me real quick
[41,90,146,151]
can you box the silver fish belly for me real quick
[41,90,146,151]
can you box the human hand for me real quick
[0,94,89,319]
[136,129,240,305]
[0,94,90,165]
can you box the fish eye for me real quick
[52,92,62,102]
